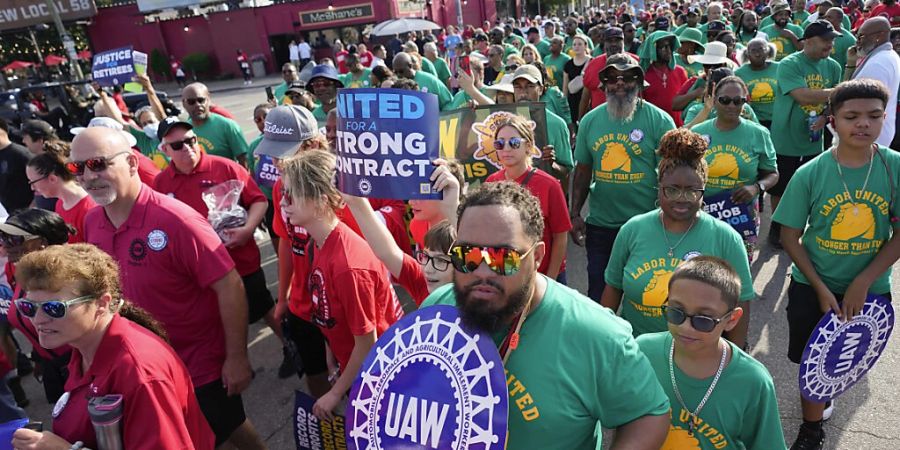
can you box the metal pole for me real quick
[28,28,45,64]
[43,0,84,80]
[456,0,463,30]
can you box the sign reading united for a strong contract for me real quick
[0,0,96,31]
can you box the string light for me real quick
[328,1,334,10]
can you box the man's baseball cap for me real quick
[286,81,306,96]
[511,65,543,85]
[707,20,727,32]
[254,105,319,160]
[155,116,193,142]
[771,2,792,15]
[71,116,138,147]
[687,5,702,15]
[307,65,344,87]
[20,120,55,139]
[599,53,644,78]
[654,16,671,31]
[800,20,842,40]
[605,26,625,39]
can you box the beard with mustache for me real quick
[606,87,640,122]
[454,272,533,334]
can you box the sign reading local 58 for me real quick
[0,0,97,32]
[346,305,508,450]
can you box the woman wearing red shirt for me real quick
[11,244,214,449]
[25,150,95,244]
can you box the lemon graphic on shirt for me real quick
[642,269,673,307]
[601,142,632,172]
[831,202,876,241]
[751,82,774,103]
[708,153,740,180]
[660,425,702,450]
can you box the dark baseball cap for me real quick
[655,16,670,31]
[285,81,306,96]
[687,6,702,15]
[156,116,193,142]
[605,26,625,40]
[527,26,540,34]
[474,33,489,41]
[20,119,55,139]
[707,20,727,32]
[801,20,842,40]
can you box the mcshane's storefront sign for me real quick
[299,2,374,27]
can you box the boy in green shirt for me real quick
[774,79,900,450]
[637,256,786,450]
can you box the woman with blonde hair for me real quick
[521,43,543,64]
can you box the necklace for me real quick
[669,338,728,436]
[651,64,668,88]
[832,144,876,216]
[659,211,697,257]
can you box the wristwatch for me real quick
[756,181,766,193]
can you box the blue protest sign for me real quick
[702,191,757,239]
[92,47,138,87]
[346,305,508,450]
[293,390,347,450]
[799,295,894,402]
[335,88,441,200]
[254,154,279,189]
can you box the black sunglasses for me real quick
[601,74,639,84]
[717,96,747,106]
[663,304,734,333]
[65,151,132,176]
[166,136,198,151]
[185,97,207,106]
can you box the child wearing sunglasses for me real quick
[636,256,786,449]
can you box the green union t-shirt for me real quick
[541,87,573,126]
[760,23,805,61]
[637,332,788,450]
[575,101,676,228]
[682,102,760,127]
[189,113,250,161]
[773,147,900,294]
[692,118,777,198]
[543,53,571,91]
[605,210,754,336]
[770,52,841,157]
[546,109,574,169]
[340,69,373,88]
[421,276,671,449]
[735,61,780,122]
[414,70,453,111]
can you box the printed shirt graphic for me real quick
[770,52,841,157]
[773,147,900,294]
[189,113,250,161]
[637,332,788,450]
[421,277,671,449]
[543,53,572,91]
[605,210,754,336]
[341,69,373,88]
[735,62,780,122]
[692,119,777,197]
[760,23,804,61]
[575,102,676,228]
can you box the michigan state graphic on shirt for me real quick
[592,133,646,184]
[749,81,775,105]
[816,189,887,256]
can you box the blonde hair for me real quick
[521,44,542,63]
[280,149,343,214]
[493,115,537,166]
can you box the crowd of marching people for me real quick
[1,0,900,448]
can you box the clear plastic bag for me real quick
[202,180,248,242]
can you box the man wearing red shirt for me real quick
[869,0,900,27]
[580,26,640,118]
[335,41,349,74]
[639,31,689,126]
[71,127,265,449]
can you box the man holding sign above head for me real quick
[773,79,900,450]
[393,52,453,111]
[421,181,671,449]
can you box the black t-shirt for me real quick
[484,66,503,85]
[0,142,34,213]
[563,58,587,84]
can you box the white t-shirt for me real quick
[289,43,300,61]
[854,42,900,146]
[298,42,312,59]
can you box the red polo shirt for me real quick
[582,52,640,110]
[642,64,688,126]
[53,315,214,450]
[307,222,403,368]
[133,149,160,188]
[55,195,96,243]
[84,184,234,386]
[154,153,267,277]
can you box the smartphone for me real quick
[265,86,274,102]
[458,55,471,76]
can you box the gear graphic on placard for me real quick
[347,309,504,450]
[799,297,894,402]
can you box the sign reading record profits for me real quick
[300,3,373,26]
[0,0,97,31]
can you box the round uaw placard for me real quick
[799,295,894,403]
[346,305,507,450]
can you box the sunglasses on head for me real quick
[415,250,452,271]
[166,135,198,151]
[663,304,733,333]
[717,95,747,106]
[448,243,536,276]
[65,151,132,176]
[493,137,524,151]
[185,97,207,106]
[0,231,38,248]
[16,295,95,319]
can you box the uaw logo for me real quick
[799,295,894,402]
[347,305,507,450]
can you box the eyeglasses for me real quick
[663,304,734,333]
[717,96,747,106]
[185,97,207,106]
[661,186,705,201]
[493,137,524,151]
[166,136,198,151]
[66,151,131,176]
[15,295,95,319]
[601,74,640,84]
[28,175,48,186]
[448,243,537,276]
[415,250,452,271]
[0,231,38,248]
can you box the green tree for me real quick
[149,48,170,81]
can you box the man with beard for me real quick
[181,83,249,166]
[622,21,643,54]
[421,181,670,449]
[639,31,689,125]
[72,127,266,449]
[571,54,676,301]
[563,16,594,57]
[768,20,842,248]
[761,3,805,61]
[392,52,453,110]
[579,27,640,117]
[737,10,763,45]
[307,65,344,123]
[848,17,900,145]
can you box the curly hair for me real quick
[458,181,544,243]
[657,128,708,183]
[41,140,70,161]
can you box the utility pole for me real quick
[455,0,463,30]
[43,0,84,80]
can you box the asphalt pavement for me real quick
[16,84,900,449]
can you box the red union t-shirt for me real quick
[486,168,572,275]
[55,194,97,243]
[307,222,403,368]
[870,3,900,27]
[84,184,234,386]
[154,153,267,276]
[582,52,640,110]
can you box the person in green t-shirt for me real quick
[675,28,705,79]
[340,53,372,89]
[637,256,787,450]
[423,42,452,87]
[602,128,754,347]
[768,20,842,248]
[736,10,762,45]
[562,17,594,57]
[421,181,671,450]
[760,3,805,61]
[571,54,677,301]
[536,21,558,60]
[274,62,299,104]
[683,67,760,128]
[823,7,857,78]
[181,83,249,165]
[393,52,453,111]
[675,6,703,37]
[542,37,571,92]
[447,59,489,110]
[773,79,900,450]
[735,38,780,125]
[510,65,574,174]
